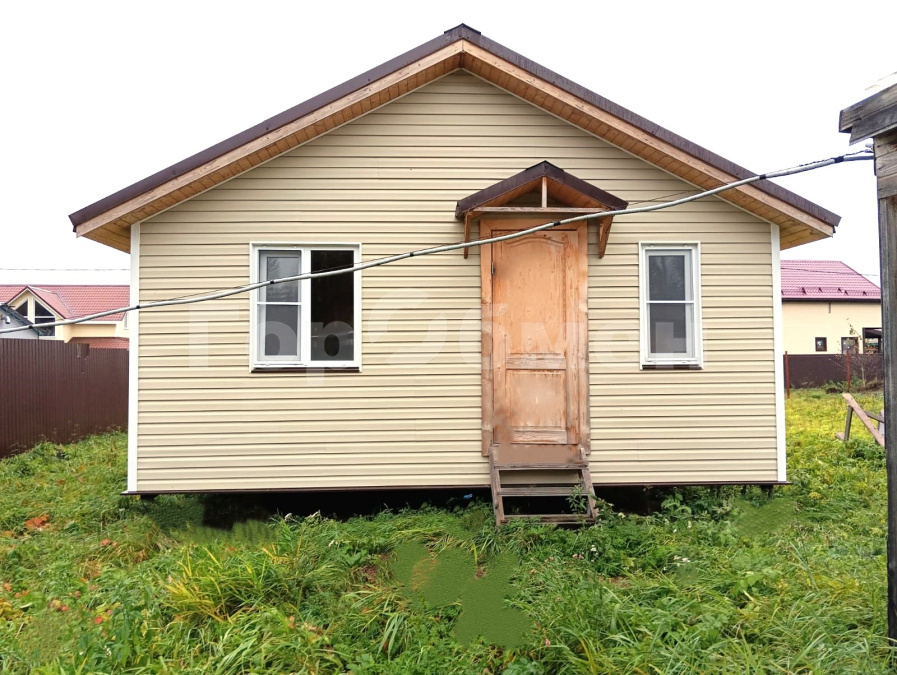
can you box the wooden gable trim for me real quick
[71,41,466,251]
[457,162,624,259]
[455,161,628,218]
[458,42,835,249]
[71,25,838,253]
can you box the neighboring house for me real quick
[0,303,44,339]
[781,260,882,355]
[0,285,130,348]
[69,25,840,497]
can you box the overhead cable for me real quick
[0,150,873,336]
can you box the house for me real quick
[68,25,840,503]
[0,285,130,349]
[781,260,881,354]
[0,303,44,339]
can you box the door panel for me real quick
[491,227,582,453]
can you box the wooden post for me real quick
[846,348,852,392]
[881,192,897,646]
[843,404,854,443]
[784,350,791,399]
[840,82,897,645]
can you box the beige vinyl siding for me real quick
[136,70,778,491]
[589,217,777,482]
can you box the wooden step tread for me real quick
[494,462,587,470]
[499,486,584,497]
[503,514,594,524]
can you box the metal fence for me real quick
[785,352,883,389]
[0,340,128,457]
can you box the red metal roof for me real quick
[781,260,880,301]
[68,337,130,350]
[0,285,130,321]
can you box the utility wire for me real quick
[0,150,873,336]
[1,260,880,279]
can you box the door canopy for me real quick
[455,161,628,258]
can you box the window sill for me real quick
[251,366,361,374]
[640,363,703,371]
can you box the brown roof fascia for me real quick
[69,27,472,229]
[455,161,628,218]
[69,23,839,232]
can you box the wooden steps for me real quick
[505,514,591,524]
[500,486,584,497]
[489,445,597,526]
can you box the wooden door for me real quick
[481,218,589,458]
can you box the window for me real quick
[815,337,827,352]
[251,244,360,369]
[841,336,859,354]
[863,328,881,353]
[33,300,56,337]
[639,243,702,367]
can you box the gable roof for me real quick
[781,260,881,302]
[69,24,839,253]
[0,285,130,321]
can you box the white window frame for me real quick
[11,295,58,337]
[250,242,362,370]
[638,242,703,368]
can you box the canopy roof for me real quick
[455,161,628,218]
[70,24,839,253]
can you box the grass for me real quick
[0,389,892,673]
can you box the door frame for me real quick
[480,216,591,457]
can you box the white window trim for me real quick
[638,242,704,369]
[249,242,362,370]
[10,294,59,338]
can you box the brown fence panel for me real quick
[785,353,883,389]
[0,340,128,457]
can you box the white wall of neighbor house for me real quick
[782,301,882,354]
[59,323,121,341]
[135,70,781,492]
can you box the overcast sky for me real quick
[1,1,894,287]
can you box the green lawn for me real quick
[0,389,891,673]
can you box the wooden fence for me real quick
[785,352,883,390]
[0,340,128,457]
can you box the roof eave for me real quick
[782,297,882,303]
[70,24,839,254]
